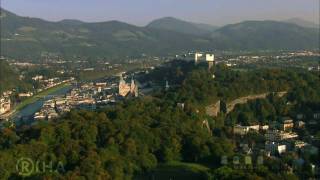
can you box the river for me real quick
[11,85,72,126]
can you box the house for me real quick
[0,98,11,115]
[233,125,249,135]
[177,103,185,110]
[32,75,44,81]
[265,130,298,141]
[95,82,107,87]
[260,125,269,131]
[294,141,308,150]
[295,121,305,128]
[279,132,298,140]
[265,141,286,155]
[280,117,294,131]
[248,125,260,131]
[34,112,46,120]
[265,130,281,141]
[18,92,33,98]
[240,143,252,154]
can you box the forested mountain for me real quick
[0,9,212,60]
[1,9,319,61]
[285,18,319,28]
[147,17,218,35]
[210,21,319,50]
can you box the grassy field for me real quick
[14,83,71,111]
[135,161,210,180]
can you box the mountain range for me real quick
[285,18,319,29]
[0,9,319,61]
[147,17,218,36]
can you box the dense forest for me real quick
[0,62,319,179]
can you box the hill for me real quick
[285,18,319,28]
[0,9,212,60]
[210,20,319,50]
[147,17,218,35]
[1,9,319,60]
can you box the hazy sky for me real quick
[1,0,319,26]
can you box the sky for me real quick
[1,0,319,26]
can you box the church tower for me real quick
[130,77,135,94]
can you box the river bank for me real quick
[14,83,71,112]
[7,83,72,126]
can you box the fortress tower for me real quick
[206,54,215,70]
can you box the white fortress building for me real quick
[194,53,203,64]
[206,54,215,69]
[194,52,215,69]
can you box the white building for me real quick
[206,54,215,69]
[265,141,286,155]
[260,125,269,131]
[194,53,203,64]
[233,124,261,135]
[32,75,44,81]
[233,125,249,135]
[18,92,33,98]
[194,53,215,69]
[0,98,11,115]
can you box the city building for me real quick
[265,141,286,155]
[265,130,298,141]
[194,53,203,64]
[233,125,249,135]
[119,76,131,97]
[194,52,215,69]
[295,121,305,129]
[294,141,308,150]
[118,75,138,97]
[233,124,262,135]
[280,117,294,131]
[0,98,11,115]
[206,54,215,69]
[177,103,185,110]
[260,125,269,131]
[32,75,44,81]
[18,92,33,98]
